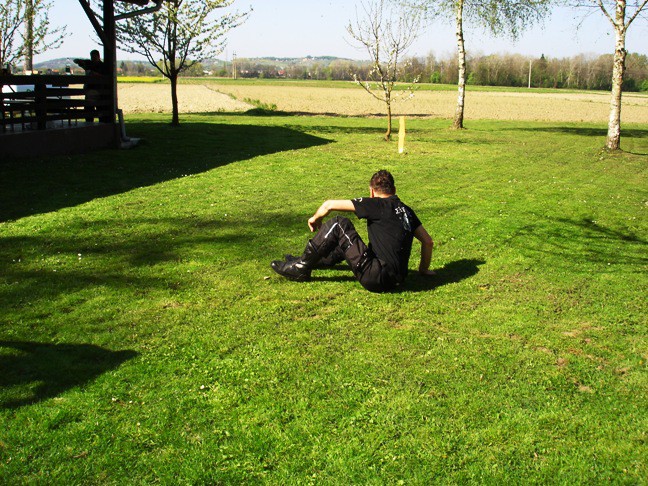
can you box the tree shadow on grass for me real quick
[0,340,137,409]
[512,126,648,139]
[511,126,648,155]
[0,122,332,222]
[193,111,389,135]
[507,216,647,270]
[0,213,297,306]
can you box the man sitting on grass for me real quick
[271,170,435,292]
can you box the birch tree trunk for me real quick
[24,0,33,72]
[605,0,627,151]
[453,0,466,130]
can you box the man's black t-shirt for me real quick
[352,195,422,281]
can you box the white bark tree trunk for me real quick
[453,0,466,130]
[25,0,34,72]
[606,0,627,151]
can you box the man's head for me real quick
[370,170,396,197]
[90,50,101,61]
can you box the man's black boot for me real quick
[271,241,320,281]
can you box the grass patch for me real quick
[117,76,166,84]
[0,114,646,483]
[243,97,279,115]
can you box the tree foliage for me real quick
[115,0,249,125]
[0,0,25,68]
[0,0,65,70]
[113,51,646,92]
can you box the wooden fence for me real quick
[1,74,112,132]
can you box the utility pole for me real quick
[528,59,532,89]
[232,51,237,79]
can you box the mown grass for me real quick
[1,114,646,484]
[117,76,166,83]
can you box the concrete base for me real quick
[120,137,141,149]
[0,123,121,158]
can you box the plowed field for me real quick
[117,82,648,124]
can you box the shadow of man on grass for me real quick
[405,258,485,292]
[311,258,485,292]
[0,341,137,409]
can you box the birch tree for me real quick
[23,0,66,72]
[571,0,647,150]
[115,0,249,126]
[347,0,423,140]
[409,0,551,128]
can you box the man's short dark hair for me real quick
[370,170,396,195]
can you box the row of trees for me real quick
[119,59,204,77]
[459,53,648,91]
[419,52,648,91]
[224,52,648,92]
[20,51,648,95]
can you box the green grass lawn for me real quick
[1,114,646,483]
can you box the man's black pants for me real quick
[310,216,398,293]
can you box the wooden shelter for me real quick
[0,0,162,157]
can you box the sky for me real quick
[37,0,648,64]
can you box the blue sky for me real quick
[39,0,648,63]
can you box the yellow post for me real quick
[398,116,406,154]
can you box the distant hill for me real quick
[241,56,357,64]
[34,55,360,71]
[34,57,153,73]
[32,57,76,72]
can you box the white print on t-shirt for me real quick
[394,206,412,232]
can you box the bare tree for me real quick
[570,0,647,150]
[347,0,423,141]
[115,0,249,126]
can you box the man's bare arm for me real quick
[413,225,435,275]
[308,200,355,232]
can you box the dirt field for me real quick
[117,83,252,114]
[117,82,648,124]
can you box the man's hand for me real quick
[308,216,322,232]
[414,225,434,276]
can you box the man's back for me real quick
[352,195,421,281]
